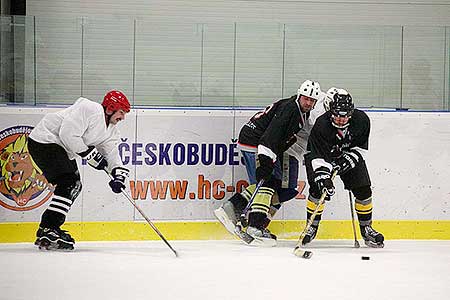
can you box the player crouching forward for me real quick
[28,90,131,251]
[215,80,323,247]
[302,88,384,248]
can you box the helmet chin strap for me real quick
[104,107,113,126]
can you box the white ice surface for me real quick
[1,240,450,300]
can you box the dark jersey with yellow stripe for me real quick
[238,95,309,157]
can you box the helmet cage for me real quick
[329,92,354,128]
[330,93,354,118]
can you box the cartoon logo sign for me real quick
[0,126,54,211]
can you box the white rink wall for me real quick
[0,107,449,224]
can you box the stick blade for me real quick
[293,246,313,259]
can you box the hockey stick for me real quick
[293,169,338,259]
[105,171,178,257]
[348,191,360,248]
[237,179,265,228]
[234,179,264,243]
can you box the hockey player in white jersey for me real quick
[214,80,326,246]
[28,90,131,250]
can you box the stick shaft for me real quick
[295,190,327,246]
[295,170,338,248]
[348,191,360,248]
[105,170,178,257]
[120,189,179,257]
[241,179,265,216]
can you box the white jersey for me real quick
[29,97,122,171]
[285,93,327,161]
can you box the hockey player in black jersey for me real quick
[214,80,323,246]
[302,88,384,248]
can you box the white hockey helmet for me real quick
[324,87,339,111]
[297,80,321,101]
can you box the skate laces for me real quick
[53,228,74,241]
[262,228,273,236]
[260,228,274,238]
[248,226,271,238]
[363,226,378,237]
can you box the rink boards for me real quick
[0,107,449,242]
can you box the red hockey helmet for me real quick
[102,90,130,113]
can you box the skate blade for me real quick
[234,225,276,247]
[38,244,74,252]
[247,237,277,247]
[36,239,74,251]
[234,226,254,244]
[364,240,384,248]
[214,208,238,236]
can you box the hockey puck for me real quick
[361,256,370,260]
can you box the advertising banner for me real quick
[0,107,449,224]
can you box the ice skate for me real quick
[360,225,384,248]
[246,226,277,247]
[301,225,318,246]
[34,227,44,246]
[35,227,75,251]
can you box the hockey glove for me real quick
[314,167,335,197]
[332,150,361,175]
[256,154,274,182]
[109,167,129,193]
[78,146,108,170]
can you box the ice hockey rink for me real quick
[1,240,449,300]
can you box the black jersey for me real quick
[238,95,309,158]
[306,109,370,170]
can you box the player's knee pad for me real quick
[54,173,82,201]
[352,186,372,202]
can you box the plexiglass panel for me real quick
[1,16,36,105]
[284,25,402,108]
[201,23,235,107]
[135,20,202,106]
[402,26,447,110]
[234,23,284,107]
[35,17,82,104]
[81,17,134,105]
[0,15,449,111]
